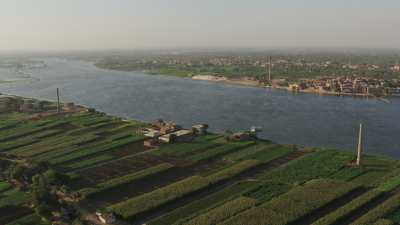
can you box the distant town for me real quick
[94,50,400,97]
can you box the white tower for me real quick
[356,123,363,166]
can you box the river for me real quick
[0,58,399,158]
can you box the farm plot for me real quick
[152,134,224,157]
[80,163,174,198]
[50,135,146,165]
[108,160,263,221]
[262,150,354,184]
[0,206,32,225]
[220,179,360,225]
[183,197,258,225]
[188,141,256,162]
[350,191,400,225]
[148,181,258,225]
[71,153,182,187]
[5,213,49,225]
[223,142,277,161]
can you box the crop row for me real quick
[16,134,100,157]
[152,134,223,157]
[0,121,68,142]
[373,219,395,225]
[311,189,382,225]
[188,141,256,162]
[351,192,400,225]
[184,197,258,225]
[108,160,261,220]
[80,163,174,198]
[50,135,145,164]
[243,182,290,202]
[223,143,274,161]
[221,179,360,225]
[263,150,353,184]
[148,181,257,225]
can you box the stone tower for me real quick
[356,123,363,166]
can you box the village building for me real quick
[0,96,20,113]
[173,129,195,142]
[160,123,182,135]
[192,124,209,135]
[391,65,400,72]
[231,132,253,141]
[144,129,161,138]
[159,133,175,143]
[63,102,75,111]
[158,129,194,143]
[96,212,116,225]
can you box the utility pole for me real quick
[57,88,61,114]
[356,123,363,166]
[268,56,272,83]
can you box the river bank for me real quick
[97,64,391,99]
[1,58,399,157]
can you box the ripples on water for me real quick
[0,58,399,158]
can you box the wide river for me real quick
[0,58,399,158]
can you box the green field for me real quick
[1,106,400,225]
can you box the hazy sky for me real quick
[1,0,400,51]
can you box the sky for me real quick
[1,0,400,51]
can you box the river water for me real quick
[0,58,399,158]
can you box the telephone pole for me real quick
[356,123,363,166]
[57,88,61,114]
[268,56,272,83]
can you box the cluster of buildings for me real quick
[286,77,400,96]
[0,95,79,114]
[143,119,208,148]
[0,95,47,113]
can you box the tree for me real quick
[32,174,50,206]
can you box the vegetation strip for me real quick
[108,160,261,220]
[220,179,360,225]
[80,163,174,198]
[350,192,400,225]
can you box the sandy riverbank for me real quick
[192,75,264,87]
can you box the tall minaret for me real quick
[356,123,363,166]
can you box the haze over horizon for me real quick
[1,0,400,51]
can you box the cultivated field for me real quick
[1,110,400,225]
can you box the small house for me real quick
[232,132,252,141]
[144,129,161,138]
[96,212,116,225]
[0,96,20,113]
[192,124,209,135]
[174,129,195,142]
[159,134,176,143]
[160,123,182,135]
[63,102,75,111]
[152,119,166,129]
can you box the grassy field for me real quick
[1,109,400,225]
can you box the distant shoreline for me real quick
[95,65,397,99]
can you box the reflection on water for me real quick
[0,58,400,158]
